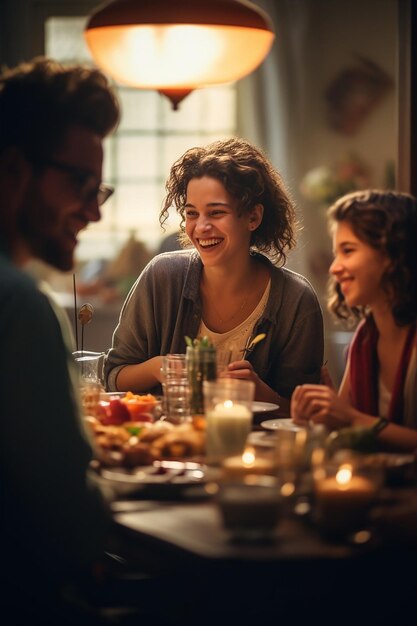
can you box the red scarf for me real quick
[349,316,416,423]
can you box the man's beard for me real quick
[17,191,74,272]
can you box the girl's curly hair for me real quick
[327,189,417,326]
[159,137,297,266]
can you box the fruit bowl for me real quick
[97,391,162,425]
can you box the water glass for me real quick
[161,353,187,379]
[72,350,105,385]
[72,350,105,417]
[164,379,191,424]
[161,354,190,423]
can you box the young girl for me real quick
[291,189,417,451]
[104,137,324,412]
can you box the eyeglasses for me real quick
[40,159,114,206]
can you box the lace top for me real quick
[199,280,271,361]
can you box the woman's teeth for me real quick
[199,238,222,248]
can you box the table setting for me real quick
[71,342,417,572]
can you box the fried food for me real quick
[87,417,206,467]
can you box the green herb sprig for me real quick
[185,335,214,349]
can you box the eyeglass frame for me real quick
[37,158,114,206]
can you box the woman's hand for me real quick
[225,359,282,408]
[291,383,353,430]
[225,359,260,384]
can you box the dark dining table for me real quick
[93,411,417,626]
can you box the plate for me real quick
[260,418,304,432]
[252,402,279,413]
[90,460,207,499]
[247,431,277,448]
[360,453,416,485]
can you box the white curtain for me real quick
[236,0,312,276]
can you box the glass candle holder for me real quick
[313,454,382,537]
[203,379,255,465]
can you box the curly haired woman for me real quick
[291,189,417,451]
[105,137,324,413]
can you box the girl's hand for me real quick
[320,365,334,388]
[291,384,352,430]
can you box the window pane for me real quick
[118,89,161,131]
[45,15,237,261]
[116,136,160,179]
[45,17,91,63]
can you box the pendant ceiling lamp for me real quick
[84,0,275,109]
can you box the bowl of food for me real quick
[97,391,162,425]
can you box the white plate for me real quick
[252,402,279,413]
[260,418,304,432]
[90,460,206,498]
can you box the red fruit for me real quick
[100,399,130,425]
[132,412,153,423]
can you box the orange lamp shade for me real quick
[84,0,275,108]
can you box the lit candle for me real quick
[206,400,252,464]
[222,446,275,480]
[315,464,377,533]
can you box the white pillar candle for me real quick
[206,401,252,464]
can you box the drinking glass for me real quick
[161,354,191,423]
[72,350,105,385]
[72,350,105,417]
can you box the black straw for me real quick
[73,274,79,351]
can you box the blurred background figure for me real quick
[77,233,153,302]
[156,230,182,254]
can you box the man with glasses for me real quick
[0,57,120,624]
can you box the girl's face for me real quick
[184,176,262,267]
[329,220,391,309]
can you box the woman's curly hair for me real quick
[327,189,417,326]
[159,137,297,266]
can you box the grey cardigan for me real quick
[104,249,324,398]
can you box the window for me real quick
[45,16,237,261]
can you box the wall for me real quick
[238,0,398,385]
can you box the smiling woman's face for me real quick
[184,176,257,267]
[329,220,390,309]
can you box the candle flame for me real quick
[242,446,255,466]
[336,464,353,487]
